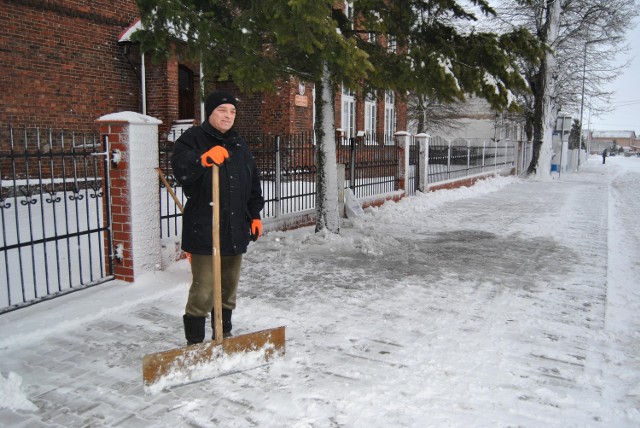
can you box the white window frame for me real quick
[342,85,356,143]
[387,35,397,53]
[345,1,354,22]
[384,90,396,144]
[364,91,377,143]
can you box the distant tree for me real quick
[568,119,582,149]
[491,0,638,178]
[407,94,466,135]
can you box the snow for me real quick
[437,56,462,92]
[97,111,162,126]
[128,120,163,276]
[146,343,277,395]
[0,373,37,412]
[483,72,501,95]
[0,155,639,427]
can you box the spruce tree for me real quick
[134,0,541,233]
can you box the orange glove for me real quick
[201,146,229,167]
[250,219,262,241]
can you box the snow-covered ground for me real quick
[0,155,638,427]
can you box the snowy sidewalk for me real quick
[1,156,639,427]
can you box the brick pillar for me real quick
[96,112,163,282]
[395,131,411,194]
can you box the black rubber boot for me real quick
[211,309,233,339]
[183,314,206,345]
[222,309,233,338]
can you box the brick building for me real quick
[587,130,639,154]
[1,0,406,139]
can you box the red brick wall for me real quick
[1,0,141,131]
[396,93,408,131]
[292,81,314,133]
[146,55,178,133]
[258,78,313,137]
[1,0,404,141]
[98,121,134,281]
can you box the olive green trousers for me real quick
[185,253,243,317]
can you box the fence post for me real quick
[482,141,486,173]
[414,133,430,192]
[96,112,162,282]
[447,140,452,180]
[274,136,281,219]
[505,140,511,172]
[349,137,356,193]
[337,163,346,218]
[395,131,411,195]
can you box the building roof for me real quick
[591,130,637,139]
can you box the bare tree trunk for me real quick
[526,0,561,179]
[527,65,546,175]
[314,64,340,234]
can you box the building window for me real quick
[345,1,354,22]
[387,35,397,53]
[342,85,356,143]
[384,90,396,144]
[364,91,377,142]
[178,65,195,120]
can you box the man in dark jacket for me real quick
[171,90,264,345]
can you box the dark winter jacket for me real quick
[171,121,264,256]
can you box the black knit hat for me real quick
[204,91,237,119]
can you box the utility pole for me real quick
[578,38,608,171]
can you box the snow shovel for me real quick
[142,164,285,389]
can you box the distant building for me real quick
[587,130,639,154]
[408,96,527,142]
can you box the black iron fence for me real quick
[250,133,317,219]
[1,123,519,313]
[158,135,185,239]
[157,131,518,242]
[158,131,402,240]
[336,134,399,198]
[407,136,420,196]
[0,126,114,313]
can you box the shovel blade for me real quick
[142,326,285,389]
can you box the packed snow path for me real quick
[0,156,638,427]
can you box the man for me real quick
[171,90,264,345]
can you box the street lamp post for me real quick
[578,38,608,172]
[577,43,588,172]
[556,114,571,178]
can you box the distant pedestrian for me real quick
[602,149,607,164]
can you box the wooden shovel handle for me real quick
[212,164,223,344]
[156,168,184,213]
